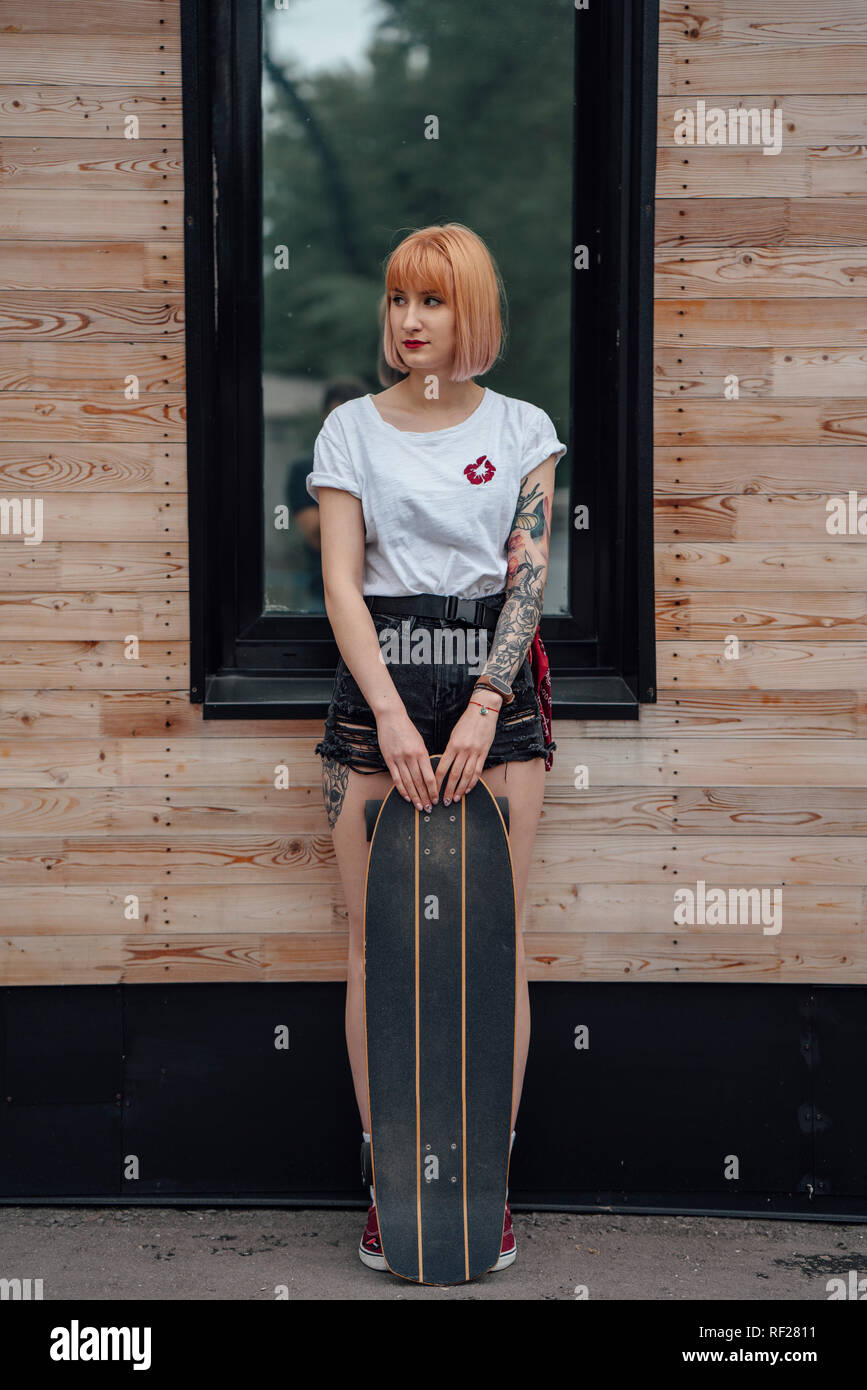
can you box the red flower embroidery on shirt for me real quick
[464,455,496,485]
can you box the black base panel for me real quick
[0,982,359,1198]
[363,770,516,1284]
[1,982,866,1215]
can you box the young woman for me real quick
[306,222,567,1272]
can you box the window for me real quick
[182,0,658,718]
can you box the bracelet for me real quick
[469,699,499,716]
[474,676,514,706]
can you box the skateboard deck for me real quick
[363,754,516,1285]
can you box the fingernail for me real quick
[444,797,451,806]
[424,804,432,813]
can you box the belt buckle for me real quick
[443,595,459,621]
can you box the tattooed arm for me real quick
[433,453,556,805]
[480,455,556,689]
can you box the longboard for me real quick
[363,754,516,1285]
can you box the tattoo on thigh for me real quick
[322,758,350,829]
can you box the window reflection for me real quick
[262,0,573,615]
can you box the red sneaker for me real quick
[358,1203,387,1270]
[492,1201,517,1270]
[358,1200,517,1274]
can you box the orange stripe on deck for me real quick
[415,807,423,1284]
[461,797,469,1281]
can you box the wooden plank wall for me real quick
[0,1,865,985]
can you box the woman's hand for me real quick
[375,707,439,811]
[435,691,503,805]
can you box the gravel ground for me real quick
[2,1205,865,1300]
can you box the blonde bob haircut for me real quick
[380,222,507,384]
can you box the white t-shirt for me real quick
[305,387,567,599]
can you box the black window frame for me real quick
[182,0,658,720]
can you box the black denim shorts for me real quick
[314,608,555,776]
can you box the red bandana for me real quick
[528,626,555,771]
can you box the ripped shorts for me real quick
[314,609,555,775]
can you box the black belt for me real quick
[365,592,506,631]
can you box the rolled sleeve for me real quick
[523,404,568,475]
[306,413,362,502]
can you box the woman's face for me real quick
[389,285,456,377]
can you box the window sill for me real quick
[201,673,641,720]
